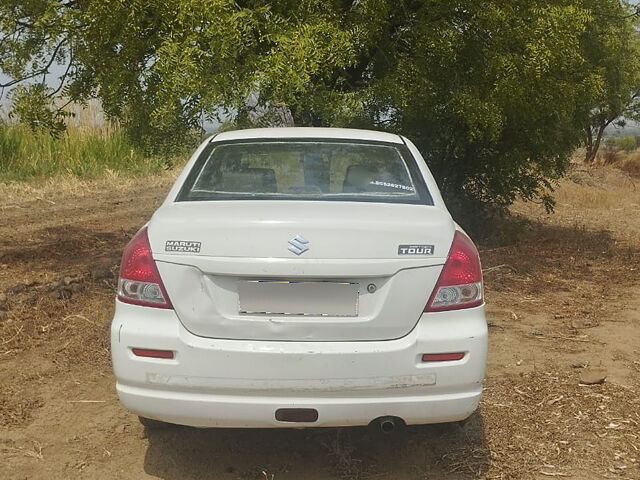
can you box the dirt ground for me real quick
[1,166,639,480]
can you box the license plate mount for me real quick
[238,280,359,317]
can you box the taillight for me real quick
[117,227,173,309]
[425,231,483,312]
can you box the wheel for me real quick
[138,416,172,429]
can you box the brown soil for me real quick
[1,166,639,480]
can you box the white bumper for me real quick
[111,301,488,428]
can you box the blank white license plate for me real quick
[238,281,359,317]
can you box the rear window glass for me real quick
[177,140,432,205]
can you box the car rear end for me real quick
[110,128,488,428]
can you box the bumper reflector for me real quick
[422,352,465,362]
[132,348,174,359]
[275,408,319,423]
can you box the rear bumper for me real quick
[117,384,481,428]
[111,301,487,428]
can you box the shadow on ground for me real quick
[143,413,489,480]
[479,216,639,295]
[0,224,129,276]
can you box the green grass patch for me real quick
[0,124,174,181]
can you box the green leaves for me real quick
[1,0,639,217]
[9,84,70,136]
[258,18,355,102]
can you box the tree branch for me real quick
[54,97,74,116]
[591,4,640,19]
[47,45,73,98]
[0,37,67,89]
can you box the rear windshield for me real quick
[177,139,432,205]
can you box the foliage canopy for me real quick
[1,0,639,214]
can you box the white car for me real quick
[111,127,487,431]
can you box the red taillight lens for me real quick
[117,227,173,309]
[425,231,483,312]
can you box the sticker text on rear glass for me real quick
[398,244,434,255]
[165,240,201,253]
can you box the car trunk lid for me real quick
[148,201,454,341]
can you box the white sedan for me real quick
[110,127,487,431]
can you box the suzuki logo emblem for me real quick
[288,235,309,255]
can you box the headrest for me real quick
[215,168,277,193]
[343,165,378,193]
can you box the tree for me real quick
[578,0,640,164]
[1,0,639,214]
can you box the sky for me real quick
[0,62,68,112]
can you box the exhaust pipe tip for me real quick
[380,419,395,433]
[372,416,404,434]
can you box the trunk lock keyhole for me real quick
[367,283,377,294]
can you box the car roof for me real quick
[212,127,404,145]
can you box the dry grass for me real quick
[1,160,639,480]
[618,153,640,178]
[554,180,622,209]
[482,370,640,479]
[0,276,114,366]
[0,384,44,426]
[0,167,179,205]
[600,145,623,164]
[519,164,640,244]
[1,441,44,461]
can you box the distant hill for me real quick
[604,120,640,138]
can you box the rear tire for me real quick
[138,416,172,429]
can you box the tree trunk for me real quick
[289,104,325,127]
[584,127,594,163]
[584,123,606,164]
